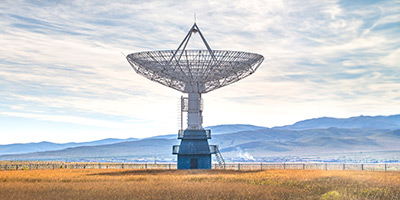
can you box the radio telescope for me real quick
[127,23,264,169]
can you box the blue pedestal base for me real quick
[175,130,212,170]
[178,155,211,169]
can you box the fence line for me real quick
[213,162,399,171]
[0,162,399,171]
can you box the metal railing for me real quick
[213,162,400,171]
[1,162,399,171]
[209,145,218,154]
[172,144,221,155]
[177,129,211,139]
[172,145,180,154]
[0,162,177,170]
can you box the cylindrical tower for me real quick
[187,92,202,130]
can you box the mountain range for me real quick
[0,138,138,156]
[1,114,400,162]
[275,115,400,130]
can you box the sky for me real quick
[0,0,399,144]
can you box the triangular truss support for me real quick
[167,23,216,66]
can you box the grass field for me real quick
[0,169,399,199]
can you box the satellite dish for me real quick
[126,23,264,169]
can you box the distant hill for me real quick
[210,127,398,158]
[275,114,400,130]
[0,138,177,161]
[147,124,267,140]
[1,114,400,162]
[0,138,138,156]
[206,124,266,134]
[1,127,399,162]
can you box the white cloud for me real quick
[0,0,399,144]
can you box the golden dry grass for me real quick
[0,169,399,199]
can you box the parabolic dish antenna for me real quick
[127,24,264,94]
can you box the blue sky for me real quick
[0,0,399,144]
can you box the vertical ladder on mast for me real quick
[178,96,188,132]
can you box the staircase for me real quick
[215,146,225,169]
